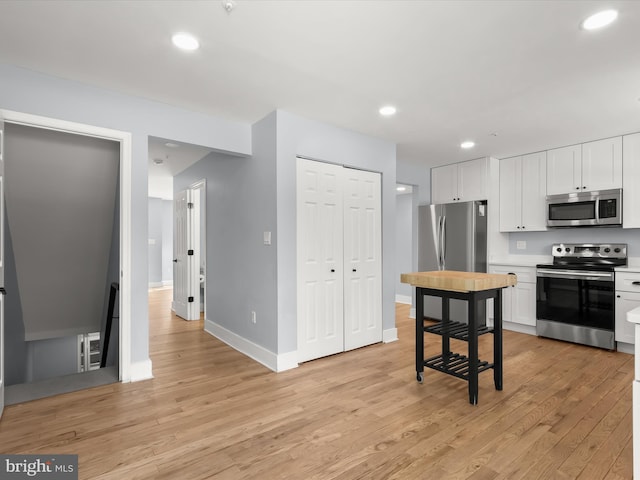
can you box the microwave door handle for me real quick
[595,197,600,222]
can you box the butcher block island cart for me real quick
[401,270,517,405]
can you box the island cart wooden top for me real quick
[400,270,517,293]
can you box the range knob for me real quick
[565,247,571,252]
[604,248,611,253]
[556,247,562,253]
[614,247,621,253]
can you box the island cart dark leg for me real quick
[442,294,451,357]
[416,288,424,383]
[493,288,503,391]
[467,292,479,405]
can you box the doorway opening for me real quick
[0,110,132,409]
[147,137,210,329]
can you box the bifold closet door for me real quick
[343,167,382,351]
[297,159,345,363]
[296,158,382,363]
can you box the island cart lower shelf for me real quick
[401,271,516,405]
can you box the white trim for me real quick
[162,280,173,287]
[0,109,133,383]
[395,294,412,305]
[409,307,416,319]
[189,179,206,323]
[617,342,634,355]
[148,282,163,288]
[276,351,299,372]
[129,359,153,382]
[503,321,536,336]
[383,328,399,343]
[205,318,298,372]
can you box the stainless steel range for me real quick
[536,243,627,350]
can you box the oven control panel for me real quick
[551,243,627,259]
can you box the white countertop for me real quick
[628,306,640,324]
[616,258,640,273]
[489,255,551,268]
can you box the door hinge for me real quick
[188,296,194,303]
[188,202,194,209]
[188,249,194,255]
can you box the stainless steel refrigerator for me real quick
[417,200,488,323]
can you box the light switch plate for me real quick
[263,231,271,245]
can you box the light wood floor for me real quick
[0,289,633,479]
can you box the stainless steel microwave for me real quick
[546,188,622,227]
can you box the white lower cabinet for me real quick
[615,271,640,345]
[488,265,537,332]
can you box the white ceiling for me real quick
[148,136,214,199]
[1,0,639,198]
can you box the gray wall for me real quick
[3,123,121,384]
[5,123,119,341]
[174,113,278,350]
[148,197,173,287]
[397,160,430,205]
[396,159,431,294]
[27,336,78,382]
[508,228,640,257]
[161,200,173,284]
[275,110,396,354]
[0,63,251,369]
[176,110,397,357]
[148,198,164,286]
[395,193,413,299]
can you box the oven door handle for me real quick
[536,269,614,281]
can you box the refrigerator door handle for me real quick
[436,216,442,270]
[440,215,446,270]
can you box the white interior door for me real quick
[343,167,382,351]
[297,158,344,362]
[173,189,200,320]
[0,119,4,418]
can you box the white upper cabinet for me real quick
[623,133,640,228]
[431,163,458,204]
[546,144,582,195]
[499,152,547,232]
[547,137,622,195]
[582,137,622,192]
[431,157,488,204]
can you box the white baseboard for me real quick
[383,327,398,343]
[617,342,634,355]
[503,321,536,336]
[276,350,299,372]
[395,294,412,305]
[205,319,298,372]
[409,307,416,319]
[148,281,163,288]
[162,280,173,287]
[129,359,153,382]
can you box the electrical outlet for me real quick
[251,311,257,324]
[516,241,527,250]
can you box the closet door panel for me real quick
[343,168,382,351]
[296,159,344,362]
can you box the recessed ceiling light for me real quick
[581,10,618,30]
[379,105,397,117]
[153,158,164,165]
[164,142,180,148]
[172,32,200,51]
[460,141,475,149]
[396,186,406,192]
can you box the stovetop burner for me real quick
[537,243,628,271]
